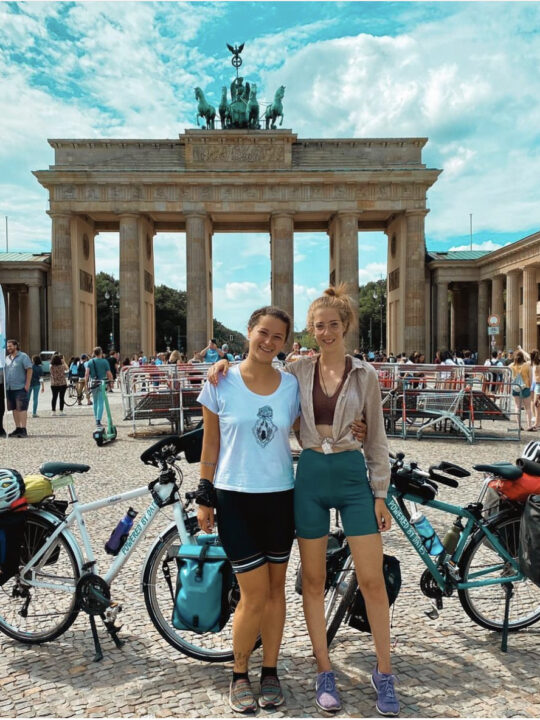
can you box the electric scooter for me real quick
[92,380,118,446]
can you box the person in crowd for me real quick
[509,349,534,431]
[130,353,140,367]
[207,287,396,716]
[76,354,92,405]
[531,349,540,431]
[68,356,79,380]
[463,350,475,366]
[29,355,45,418]
[50,353,69,415]
[188,351,203,364]
[221,344,235,361]
[85,347,114,428]
[4,339,32,437]
[122,356,131,368]
[285,341,302,362]
[168,349,183,364]
[197,306,300,713]
[107,351,118,392]
[0,365,5,438]
[483,349,504,395]
[199,338,225,363]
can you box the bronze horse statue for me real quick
[265,85,285,129]
[218,86,230,128]
[194,87,216,130]
[247,83,260,129]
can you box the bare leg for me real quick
[233,564,270,672]
[348,534,392,674]
[298,536,330,672]
[260,561,288,667]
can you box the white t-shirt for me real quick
[197,364,300,493]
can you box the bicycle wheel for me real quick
[0,511,80,643]
[63,383,78,406]
[458,511,540,631]
[326,554,357,646]
[143,524,261,662]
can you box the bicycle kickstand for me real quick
[101,605,125,650]
[501,583,513,653]
[89,615,104,663]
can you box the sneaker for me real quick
[371,667,400,716]
[258,675,285,709]
[316,671,341,713]
[229,678,257,714]
[17,428,28,438]
[59,411,66,416]
[96,421,103,428]
[8,428,21,437]
[32,413,39,418]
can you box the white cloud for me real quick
[448,240,510,253]
[358,262,387,284]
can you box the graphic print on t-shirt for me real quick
[252,406,277,447]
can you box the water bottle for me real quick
[105,507,138,556]
[411,511,444,555]
[442,519,464,554]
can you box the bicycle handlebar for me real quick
[428,469,459,489]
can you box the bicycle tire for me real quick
[458,510,540,631]
[63,384,79,407]
[326,572,358,646]
[0,511,80,643]
[143,523,261,662]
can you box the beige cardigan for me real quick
[285,356,390,498]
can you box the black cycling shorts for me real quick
[215,488,295,574]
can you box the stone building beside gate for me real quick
[1,130,539,359]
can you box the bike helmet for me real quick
[521,440,540,463]
[0,469,25,512]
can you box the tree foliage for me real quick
[358,279,386,352]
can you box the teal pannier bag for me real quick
[172,535,233,633]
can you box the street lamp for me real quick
[164,335,172,352]
[373,285,386,353]
[104,289,119,351]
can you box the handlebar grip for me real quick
[516,457,540,476]
[428,469,459,488]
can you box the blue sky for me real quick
[1,1,539,332]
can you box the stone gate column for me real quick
[119,214,142,358]
[477,280,489,361]
[270,213,294,330]
[49,212,74,355]
[491,274,504,349]
[329,212,359,351]
[436,279,449,353]
[522,266,537,350]
[186,212,213,357]
[28,284,41,357]
[505,270,520,350]
[404,210,428,355]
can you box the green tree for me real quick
[358,279,386,352]
[96,273,119,352]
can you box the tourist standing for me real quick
[509,350,533,431]
[107,350,118,392]
[199,339,225,363]
[29,355,44,418]
[50,353,69,415]
[85,347,113,428]
[0,366,5,438]
[531,349,540,431]
[4,339,32,438]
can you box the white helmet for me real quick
[0,469,25,512]
[521,441,540,463]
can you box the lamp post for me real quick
[104,289,119,351]
[372,284,386,353]
[164,335,172,353]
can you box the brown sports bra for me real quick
[313,356,352,426]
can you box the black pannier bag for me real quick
[0,511,28,586]
[348,554,402,632]
[519,494,540,588]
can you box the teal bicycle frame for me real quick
[385,486,524,593]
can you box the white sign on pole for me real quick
[487,326,500,335]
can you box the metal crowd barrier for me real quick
[372,363,520,443]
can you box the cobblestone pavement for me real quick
[1,387,539,718]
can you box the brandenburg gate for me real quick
[34,130,440,358]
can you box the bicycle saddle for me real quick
[40,462,90,478]
[473,462,522,480]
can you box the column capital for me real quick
[184,210,209,219]
[118,212,140,221]
[506,268,521,277]
[47,211,72,220]
[405,209,429,218]
[270,211,295,220]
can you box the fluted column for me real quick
[477,280,489,361]
[28,284,41,357]
[186,212,213,357]
[404,210,427,355]
[436,280,449,352]
[506,270,520,350]
[119,214,142,358]
[270,213,294,330]
[522,266,538,350]
[328,212,359,351]
[491,274,504,348]
[50,213,74,355]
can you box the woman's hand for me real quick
[350,417,367,442]
[374,498,392,532]
[197,505,215,533]
[206,359,230,386]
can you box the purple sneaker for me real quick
[371,667,400,716]
[316,671,341,713]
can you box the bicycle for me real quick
[0,428,252,663]
[62,379,80,407]
[314,453,540,652]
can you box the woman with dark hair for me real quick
[49,353,68,415]
[197,306,300,713]
[29,355,44,418]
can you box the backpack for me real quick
[348,554,402,633]
[519,494,540,587]
[76,362,86,379]
[0,510,28,587]
[172,535,233,634]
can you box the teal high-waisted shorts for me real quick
[294,449,378,539]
